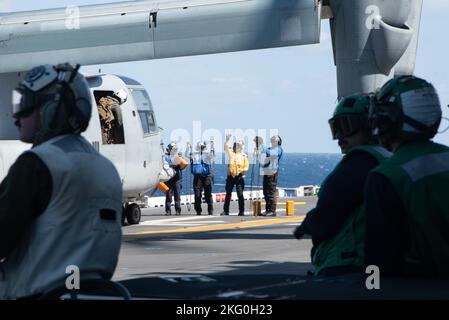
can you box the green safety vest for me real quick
[372,141,449,278]
[312,145,391,275]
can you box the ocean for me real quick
[158,153,343,196]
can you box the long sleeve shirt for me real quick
[186,149,212,177]
[258,145,283,176]
[296,151,378,247]
[164,154,186,180]
[0,153,52,260]
[224,141,249,178]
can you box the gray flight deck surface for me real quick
[114,197,449,300]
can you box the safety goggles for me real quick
[329,114,367,140]
[12,89,37,118]
[12,65,59,118]
[12,89,53,118]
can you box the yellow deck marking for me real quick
[124,216,305,238]
[261,202,306,205]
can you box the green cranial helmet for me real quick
[370,75,442,142]
[328,94,371,140]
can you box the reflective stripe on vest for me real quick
[371,146,393,159]
[402,152,449,182]
[373,142,449,277]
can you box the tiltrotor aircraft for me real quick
[0,0,423,223]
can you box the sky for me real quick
[1,0,448,153]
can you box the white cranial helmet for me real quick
[114,89,128,104]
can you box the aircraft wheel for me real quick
[126,203,141,225]
[121,206,126,226]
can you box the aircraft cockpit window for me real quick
[94,90,126,145]
[130,89,157,135]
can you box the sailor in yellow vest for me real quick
[221,134,249,216]
[293,94,391,276]
[365,75,449,278]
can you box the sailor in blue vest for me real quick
[0,64,122,299]
[254,135,284,216]
[186,141,214,215]
[366,75,449,278]
[164,142,185,216]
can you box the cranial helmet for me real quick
[13,63,92,141]
[196,141,207,151]
[166,142,178,154]
[270,135,282,146]
[329,94,371,140]
[369,75,442,142]
[113,89,128,104]
[233,140,244,152]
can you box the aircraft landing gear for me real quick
[123,203,141,225]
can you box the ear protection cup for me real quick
[40,100,59,133]
[271,135,282,146]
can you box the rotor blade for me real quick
[0,0,321,73]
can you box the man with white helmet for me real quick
[222,134,249,216]
[164,142,187,215]
[366,75,449,278]
[97,89,127,144]
[254,135,284,216]
[0,64,123,299]
[186,141,214,215]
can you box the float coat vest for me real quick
[372,141,449,277]
[312,145,391,275]
[0,134,123,299]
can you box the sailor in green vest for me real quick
[365,75,449,278]
[293,94,391,276]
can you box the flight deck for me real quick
[115,196,449,300]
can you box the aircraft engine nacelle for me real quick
[328,0,423,98]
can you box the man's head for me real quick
[196,141,207,152]
[166,142,178,155]
[12,63,92,145]
[329,94,372,154]
[270,135,282,148]
[113,89,128,105]
[369,75,441,151]
[233,140,244,153]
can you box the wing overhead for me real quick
[0,0,321,73]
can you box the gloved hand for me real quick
[226,134,232,142]
[293,225,306,240]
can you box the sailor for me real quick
[293,94,391,276]
[254,135,284,217]
[186,141,214,215]
[164,142,186,216]
[97,89,126,144]
[110,89,127,144]
[222,134,249,216]
[98,95,117,144]
[365,75,449,278]
[0,64,123,299]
